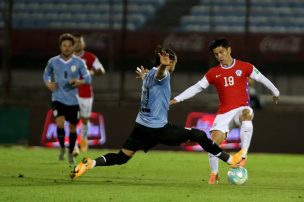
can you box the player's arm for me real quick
[156,51,170,80]
[250,67,280,104]
[43,59,58,92]
[90,58,105,76]
[70,62,92,87]
[170,76,209,105]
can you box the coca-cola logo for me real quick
[260,36,301,53]
[163,34,205,52]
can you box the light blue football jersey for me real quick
[136,67,170,128]
[43,55,91,105]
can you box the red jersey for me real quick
[77,51,98,98]
[205,59,254,114]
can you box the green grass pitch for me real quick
[0,146,303,202]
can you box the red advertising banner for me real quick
[41,109,106,147]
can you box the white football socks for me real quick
[208,153,219,174]
[240,120,253,156]
[82,123,88,138]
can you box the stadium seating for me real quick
[2,0,304,32]
[250,0,304,33]
[0,0,165,30]
[179,0,304,33]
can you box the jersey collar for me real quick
[59,55,74,64]
[220,58,235,69]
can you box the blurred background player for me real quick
[43,33,92,164]
[171,38,280,184]
[73,33,106,152]
[71,46,243,180]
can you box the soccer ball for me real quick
[227,167,248,185]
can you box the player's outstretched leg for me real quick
[189,129,242,167]
[71,157,95,179]
[71,150,131,179]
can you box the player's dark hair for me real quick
[153,45,176,66]
[209,38,230,51]
[165,48,176,61]
[59,33,75,46]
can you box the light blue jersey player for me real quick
[43,55,91,105]
[136,67,170,128]
[43,33,91,165]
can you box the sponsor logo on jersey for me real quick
[216,74,221,78]
[71,65,77,72]
[235,70,242,77]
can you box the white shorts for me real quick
[77,96,93,118]
[210,106,254,134]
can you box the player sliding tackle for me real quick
[71,46,244,180]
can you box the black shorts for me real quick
[122,123,192,152]
[52,101,80,125]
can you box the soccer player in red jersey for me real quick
[73,34,106,152]
[170,38,280,184]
